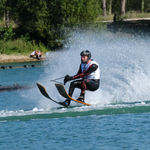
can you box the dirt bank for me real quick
[0,54,45,63]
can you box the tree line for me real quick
[0,0,150,48]
[102,0,150,16]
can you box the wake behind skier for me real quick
[60,50,100,107]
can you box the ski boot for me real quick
[59,98,70,107]
[77,93,85,102]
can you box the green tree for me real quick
[103,0,107,16]
[9,0,102,48]
[61,0,102,23]
[141,0,144,13]
[0,0,5,20]
[108,0,112,15]
[126,0,141,12]
[121,0,126,15]
[144,0,150,12]
[112,0,121,14]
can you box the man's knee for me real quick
[70,80,82,90]
[70,81,76,87]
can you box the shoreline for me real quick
[101,17,150,22]
[1,18,150,64]
[0,54,46,63]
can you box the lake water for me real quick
[1,29,150,149]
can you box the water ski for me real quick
[36,83,91,107]
[36,83,68,107]
[55,83,91,106]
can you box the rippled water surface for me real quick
[1,29,150,149]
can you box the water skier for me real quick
[60,50,100,107]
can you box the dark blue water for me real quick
[1,113,150,150]
[1,30,150,149]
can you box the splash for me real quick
[36,28,150,107]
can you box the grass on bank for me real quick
[0,38,49,55]
[96,11,150,22]
[124,11,150,19]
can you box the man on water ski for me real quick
[60,50,100,107]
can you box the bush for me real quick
[0,38,48,55]
[0,25,15,41]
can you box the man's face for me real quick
[81,55,88,62]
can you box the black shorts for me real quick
[68,78,100,96]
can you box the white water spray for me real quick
[37,28,150,107]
